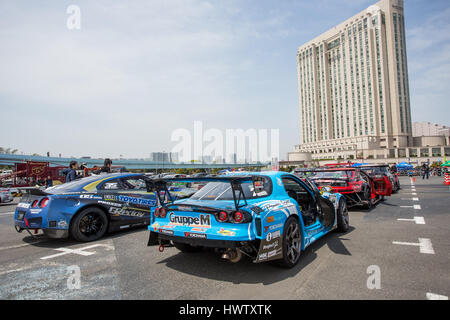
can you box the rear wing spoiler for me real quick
[19,187,50,196]
[146,175,266,210]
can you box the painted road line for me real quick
[397,217,425,224]
[401,198,419,201]
[0,212,15,216]
[400,205,421,209]
[392,238,435,254]
[40,243,114,260]
[426,293,449,300]
[0,241,45,251]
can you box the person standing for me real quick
[100,158,112,173]
[62,161,79,183]
[422,163,430,180]
[45,175,53,188]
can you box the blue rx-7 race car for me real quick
[147,171,349,268]
[14,173,161,242]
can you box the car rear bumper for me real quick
[156,232,248,248]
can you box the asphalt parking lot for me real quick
[0,176,449,300]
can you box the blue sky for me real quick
[0,0,449,160]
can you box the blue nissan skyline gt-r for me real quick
[147,171,350,268]
[14,173,160,242]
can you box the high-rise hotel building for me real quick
[296,0,412,160]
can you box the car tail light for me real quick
[160,207,167,218]
[39,197,49,208]
[154,208,160,217]
[31,200,39,208]
[233,211,244,223]
[218,211,228,222]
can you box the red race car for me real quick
[295,168,392,209]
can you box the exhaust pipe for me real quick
[221,248,242,263]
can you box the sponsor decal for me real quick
[98,200,122,207]
[30,209,42,214]
[262,241,279,251]
[266,216,274,223]
[152,222,160,232]
[159,228,174,236]
[116,195,156,206]
[184,232,207,239]
[258,252,268,261]
[80,194,102,200]
[264,223,283,233]
[276,177,283,187]
[109,207,147,217]
[17,203,30,209]
[266,230,281,242]
[176,205,191,211]
[57,220,68,228]
[268,249,281,258]
[191,227,207,232]
[260,203,279,211]
[217,228,236,236]
[161,224,176,229]
[169,212,211,228]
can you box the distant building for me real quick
[413,122,450,137]
[296,0,413,160]
[150,152,179,163]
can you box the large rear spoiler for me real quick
[18,187,50,196]
[146,175,265,210]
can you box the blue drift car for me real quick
[148,172,349,268]
[14,173,158,242]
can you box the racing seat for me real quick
[287,190,316,226]
[287,190,298,203]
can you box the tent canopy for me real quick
[440,161,450,167]
[396,162,414,170]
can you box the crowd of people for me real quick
[62,158,114,183]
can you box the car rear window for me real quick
[190,177,272,201]
[311,171,353,179]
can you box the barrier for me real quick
[444,172,450,186]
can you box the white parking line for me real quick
[40,243,114,260]
[401,198,419,201]
[426,292,449,300]
[392,238,435,254]
[400,205,421,209]
[0,212,15,216]
[0,241,44,251]
[397,216,425,224]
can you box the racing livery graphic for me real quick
[147,172,349,268]
[14,173,159,241]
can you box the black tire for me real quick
[363,186,373,210]
[278,217,302,268]
[70,207,108,242]
[173,242,203,253]
[336,199,350,232]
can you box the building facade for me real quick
[296,0,412,160]
[413,122,450,137]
